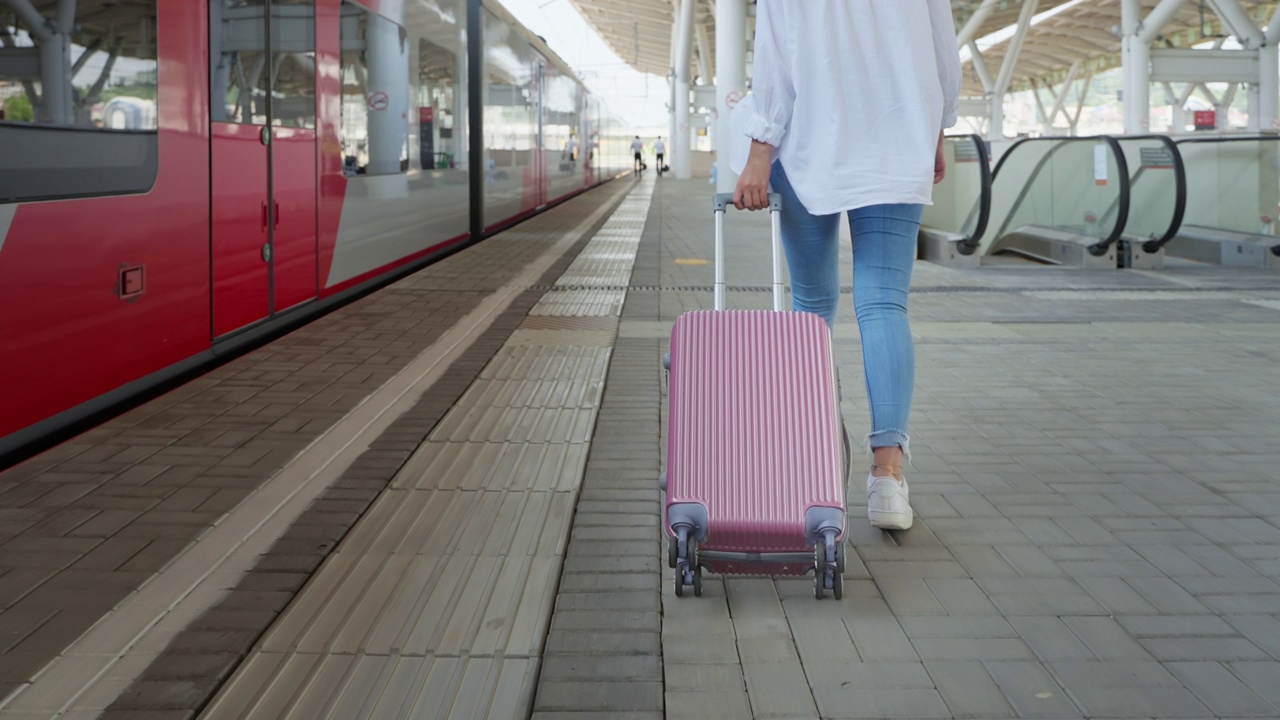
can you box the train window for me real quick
[212,1,268,124]
[417,34,461,171]
[339,2,409,176]
[271,0,315,129]
[0,1,159,203]
[212,1,315,128]
[482,8,537,227]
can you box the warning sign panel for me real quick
[1140,146,1174,169]
[1094,143,1109,186]
[954,141,981,163]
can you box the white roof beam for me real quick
[968,41,995,93]
[994,0,1040,97]
[956,0,1001,49]
[1205,0,1263,47]
[1266,5,1280,45]
[1048,59,1082,122]
[1072,68,1094,127]
[1136,0,1190,45]
[694,20,710,82]
[1151,48,1261,83]
[4,0,54,42]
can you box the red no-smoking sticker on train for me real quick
[368,91,390,111]
[725,91,743,109]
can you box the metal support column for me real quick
[1128,0,1192,133]
[1121,0,1145,134]
[714,0,745,194]
[1263,7,1280,131]
[674,0,695,179]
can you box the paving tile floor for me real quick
[4,169,1280,719]
[0,177,637,719]
[605,177,1280,720]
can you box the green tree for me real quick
[3,94,34,122]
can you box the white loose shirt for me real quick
[730,0,962,216]
[630,139,645,153]
[655,140,666,154]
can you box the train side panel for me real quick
[0,3,211,442]
[0,0,620,455]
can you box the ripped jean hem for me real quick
[865,429,911,464]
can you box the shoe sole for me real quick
[869,509,913,531]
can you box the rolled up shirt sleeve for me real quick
[929,0,962,129]
[742,0,794,146]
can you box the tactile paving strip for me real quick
[200,180,654,720]
[528,195,652,317]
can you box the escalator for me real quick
[1169,136,1280,270]
[918,134,991,267]
[981,136,1129,268]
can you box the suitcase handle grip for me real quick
[712,194,785,312]
[713,192,782,212]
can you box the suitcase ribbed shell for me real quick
[665,310,844,565]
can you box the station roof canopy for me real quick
[569,0,1280,95]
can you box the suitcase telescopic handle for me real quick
[712,192,784,312]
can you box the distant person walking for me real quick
[631,136,645,173]
[731,0,961,531]
[654,137,666,174]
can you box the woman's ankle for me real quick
[871,447,905,481]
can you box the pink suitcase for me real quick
[662,193,847,599]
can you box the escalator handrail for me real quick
[952,133,993,255]
[1104,134,1187,253]
[989,135,1131,256]
[1131,133,1187,253]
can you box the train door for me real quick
[209,0,318,338]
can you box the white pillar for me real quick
[1126,39,1151,134]
[694,22,711,84]
[1128,0,1193,133]
[1249,80,1261,130]
[1261,44,1280,132]
[1121,0,1144,134]
[714,0,745,194]
[674,0,695,179]
[366,12,410,175]
[1219,82,1238,130]
[1165,83,1185,133]
[1258,6,1280,133]
[669,73,677,164]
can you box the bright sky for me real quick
[497,0,671,130]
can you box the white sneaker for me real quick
[867,474,913,530]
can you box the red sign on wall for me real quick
[1194,110,1216,130]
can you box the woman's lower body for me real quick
[770,162,921,529]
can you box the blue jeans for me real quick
[771,162,922,457]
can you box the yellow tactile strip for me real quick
[197,180,654,719]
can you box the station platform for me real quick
[3,173,1280,720]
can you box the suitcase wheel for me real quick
[673,533,701,598]
[814,533,843,600]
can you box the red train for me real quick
[0,0,632,459]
